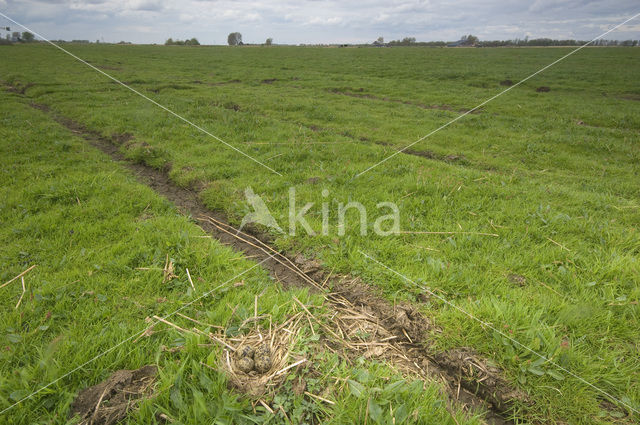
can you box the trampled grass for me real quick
[1,43,639,424]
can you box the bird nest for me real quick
[214,314,307,397]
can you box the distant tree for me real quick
[401,37,416,45]
[265,37,273,45]
[165,37,199,46]
[227,32,242,46]
[461,34,478,45]
[21,31,34,42]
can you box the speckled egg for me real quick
[236,356,255,373]
[254,355,272,373]
[236,345,255,359]
[255,344,271,358]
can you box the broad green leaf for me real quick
[7,334,22,343]
[348,379,365,398]
[368,399,383,423]
[546,370,564,380]
[394,403,408,423]
[528,365,545,376]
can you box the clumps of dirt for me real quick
[500,80,514,87]
[6,81,35,95]
[30,102,50,112]
[399,147,468,164]
[223,102,241,111]
[111,132,134,145]
[507,274,527,287]
[97,65,122,71]
[210,79,241,86]
[331,276,434,345]
[293,253,324,277]
[433,349,530,411]
[619,93,640,101]
[599,398,629,419]
[149,84,192,94]
[69,365,157,425]
[261,78,278,84]
[329,87,380,101]
[536,86,551,92]
[335,86,365,92]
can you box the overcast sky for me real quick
[1,0,638,44]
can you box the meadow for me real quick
[1,43,639,424]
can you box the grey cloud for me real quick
[1,0,638,44]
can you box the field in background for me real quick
[1,44,639,424]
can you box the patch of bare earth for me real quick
[69,365,157,425]
[619,93,640,101]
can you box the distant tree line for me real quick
[165,37,200,46]
[479,37,638,47]
[384,35,476,47]
[374,34,638,47]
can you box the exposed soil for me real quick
[209,79,242,86]
[500,80,514,87]
[374,140,468,165]
[97,65,123,71]
[69,365,157,425]
[328,87,480,113]
[261,78,278,84]
[619,93,640,101]
[535,86,551,92]
[112,132,134,144]
[507,274,527,287]
[18,91,530,425]
[224,102,241,111]
[5,81,35,95]
[404,148,467,164]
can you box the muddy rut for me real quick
[11,87,530,424]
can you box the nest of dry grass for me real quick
[217,314,306,397]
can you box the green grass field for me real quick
[1,43,639,424]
